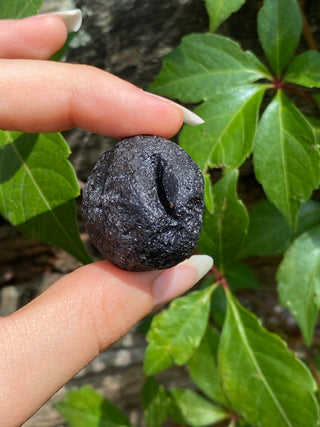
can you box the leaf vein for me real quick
[230,298,293,426]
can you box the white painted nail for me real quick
[152,254,213,309]
[181,254,214,282]
[49,9,82,32]
[178,104,205,126]
[145,91,205,126]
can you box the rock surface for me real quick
[82,136,204,271]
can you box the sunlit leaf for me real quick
[55,386,132,427]
[253,91,320,229]
[219,292,319,426]
[148,33,271,103]
[170,388,229,426]
[285,51,320,88]
[143,285,215,375]
[204,0,246,32]
[0,131,92,264]
[277,225,320,345]
[257,0,303,76]
[180,85,266,172]
[0,0,44,18]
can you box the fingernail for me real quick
[145,92,205,126]
[178,104,205,126]
[39,9,82,32]
[153,254,213,309]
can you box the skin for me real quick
[0,15,200,426]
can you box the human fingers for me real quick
[0,59,186,138]
[0,10,82,59]
[0,14,69,59]
[0,255,213,426]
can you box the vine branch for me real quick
[211,265,229,289]
[299,0,318,51]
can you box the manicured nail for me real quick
[145,91,205,126]
[39,9,82,32]
[153,254,213,309]
[177,104,205,126]
[181,254,214,283]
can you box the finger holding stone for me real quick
[0,59,184,138]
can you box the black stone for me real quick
[82,135,204,271]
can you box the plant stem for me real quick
[272,80,318,107]
[211,265,229,289]
[299,0,318,51]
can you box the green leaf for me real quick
[170,388,229,427]
[308,116,320,145]
[180,85,266,172]
[285,51,320,88]
[148,33,271,104]
[253,91,320,229]
[224,262,259,291]
[204,0,246,32]
[0,131,92,264]
[239,200,292,257]
[295,200,320,236]
[143,285,215,376]
[238,199,320,258]
[55,386,132,427]
[219,292,319,426]
[204,173,215,214]
[210,285,227,328]
[141,377,171,427]
[257,0,303,76]
[0,0,44,18]
[277,225,320,345]
[197,170,249,272]
[188,326,229,406]
[312,354,320,378]
[313,96,320,112]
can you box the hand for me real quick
[0,12,212,426]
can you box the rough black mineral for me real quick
[82,135,204,271]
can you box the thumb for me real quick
[0,255,212,426]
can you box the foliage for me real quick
[3,0,320,426]
[54,386,133,427]
[0,0,92,264]
[56,288,319,426]
[0,0,43,18]
[0,131,91,264]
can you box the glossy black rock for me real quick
[82,135,204,271]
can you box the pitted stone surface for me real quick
[82,135,204,271]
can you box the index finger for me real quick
[0,59,184,138]
[0,15,68,59]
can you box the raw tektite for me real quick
[82,135,204,271]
